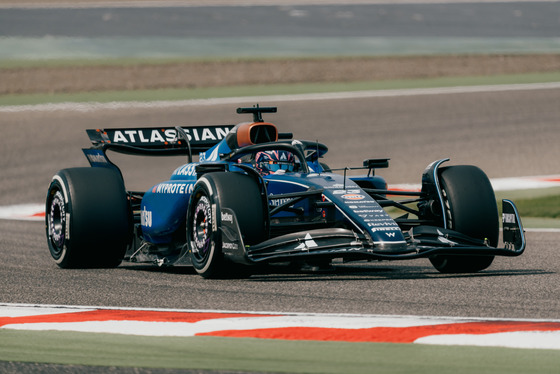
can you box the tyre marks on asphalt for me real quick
[2,304,560,350]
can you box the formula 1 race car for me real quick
[45,105,526,278]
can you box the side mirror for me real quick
[363,158,389,176]
[363,158,390,169]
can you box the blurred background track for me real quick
[1,1,559,95]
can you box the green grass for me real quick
[1,330,559,374]
[0,57,192,69]
[506,192,560,228]
[0,55,304,69]
[1,71,560,107]
[0,55,410,69]
[511,195,560,219]
[496,187,560,227]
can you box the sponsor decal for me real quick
[110,127,230,145]
[191,127,230,142]
[65,212,71,241]
[112,129,176,144]
[269,194,294,207]
[367,222,399,227]
[342,194,365,200]
[82,149,114,168]
[173,164,198,177]
[329,184,345,189]
[222,242,239,251]
[85,153,108,164]
[221,211,234,224]
[152,182,194,194]
[200,146,221,162]
[345,200,378,206]
[295,233,318,251]
[333,189,360,195]
[503,213,516,224]
[369,227,400,232]
[140,207,152,228]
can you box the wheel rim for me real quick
[48,190,66,258]
[191,195,212,264]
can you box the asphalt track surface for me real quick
[2,2,558,38]
[1,87,560,320]
[2,2,560,59]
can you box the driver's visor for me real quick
[260,161,294,172]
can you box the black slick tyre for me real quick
[45,167,131,268]
[429,165,499,273]
[186,172,267,278]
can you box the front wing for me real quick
[221,200,526,265]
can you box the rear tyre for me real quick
[429,165,499,273]
[45,167,131,268]
[187,172,267,278]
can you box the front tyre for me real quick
[45,167,131,268]
[429,165,499,273]
[187,172,267,278]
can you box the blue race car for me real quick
[45,106,525,278]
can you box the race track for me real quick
[2,1,559,59]
[1,87,559,319]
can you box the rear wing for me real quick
[86,126,233,153]
[83,125,234,170]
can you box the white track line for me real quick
[2,82,560,113]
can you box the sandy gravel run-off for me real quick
[2,54,560,95]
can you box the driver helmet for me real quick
[255,150,296,176]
